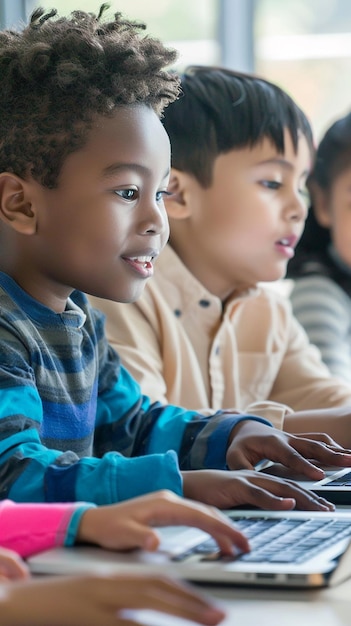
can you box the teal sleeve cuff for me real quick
[64,503,97,547]
[115,450,183,501]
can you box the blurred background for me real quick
[2,0,351,143]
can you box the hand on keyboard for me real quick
[226,420,351,479]
[182,469,334,511]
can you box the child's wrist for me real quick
[76,508,99,545]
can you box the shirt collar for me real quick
[154,245,258,318]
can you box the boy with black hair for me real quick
[93,65,351,450]
[0,10,347,511]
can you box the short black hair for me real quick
[0,5,180,188]
[162,65,314,187]
[288,112,351,276]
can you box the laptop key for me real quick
[171,517,351,565]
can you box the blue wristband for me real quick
[64,503,96,546]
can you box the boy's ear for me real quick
[165,169,192,219]
[0,173,37,234]
[309,181,332,228]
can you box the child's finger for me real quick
[0,549,29,580]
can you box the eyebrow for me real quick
[256,158,309,177]
[101,162,170,180]
[256,158,293,169]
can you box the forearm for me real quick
[284,406,351,448]
[0,500,94,558]
[0,579,79,626]
[0,427,183,505]
[97,362,271,470]
[0,583,27,626]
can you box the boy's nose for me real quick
[140,202,169,236]
[286,193,308,223]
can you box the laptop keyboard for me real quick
[172,516,351,564]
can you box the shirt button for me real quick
[174,309,182,317]
[199,299,210,308]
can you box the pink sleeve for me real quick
[0,499,80,558]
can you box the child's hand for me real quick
[226,420,351,479]
[0,547,29,581]
[292,431,348,450]
[181,468,334,511]
[77,490,249,555]
[0,573,226,626]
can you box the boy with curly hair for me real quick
[0,7,348,510]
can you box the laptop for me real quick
[27,508,351,589]
[259,462,351,505]
[296,468,351,504]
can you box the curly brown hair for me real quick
[0,4,180,188]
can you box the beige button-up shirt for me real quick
[89,245,351,429]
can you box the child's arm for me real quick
[0,573,226,626]
[181,468,333,511]
[0,295,347,509]
[225,419,351,474]
[0,499,93,558]
[0,292,268,505]
[284,406,351,449]
[96,364,351,479]
[0,492,250,559]
[75,490,249,555]
[0,344,347,511]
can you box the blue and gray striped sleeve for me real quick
[290,275,351,383]
[95,362,272,471]
[0,281,272,505]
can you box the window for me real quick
[254,0,351,139]
[38,0,221,69]
[3,0,351,140]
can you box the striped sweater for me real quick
[290,247,351,384]
[0,272,268,504]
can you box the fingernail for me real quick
[144,535,158,550]
[202,607,226,622]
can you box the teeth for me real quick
[279,239,290,245]
[131,256,152,262]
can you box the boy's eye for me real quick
[260,180,282,190]
[115,189,138,200]
[156,190,172,202]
